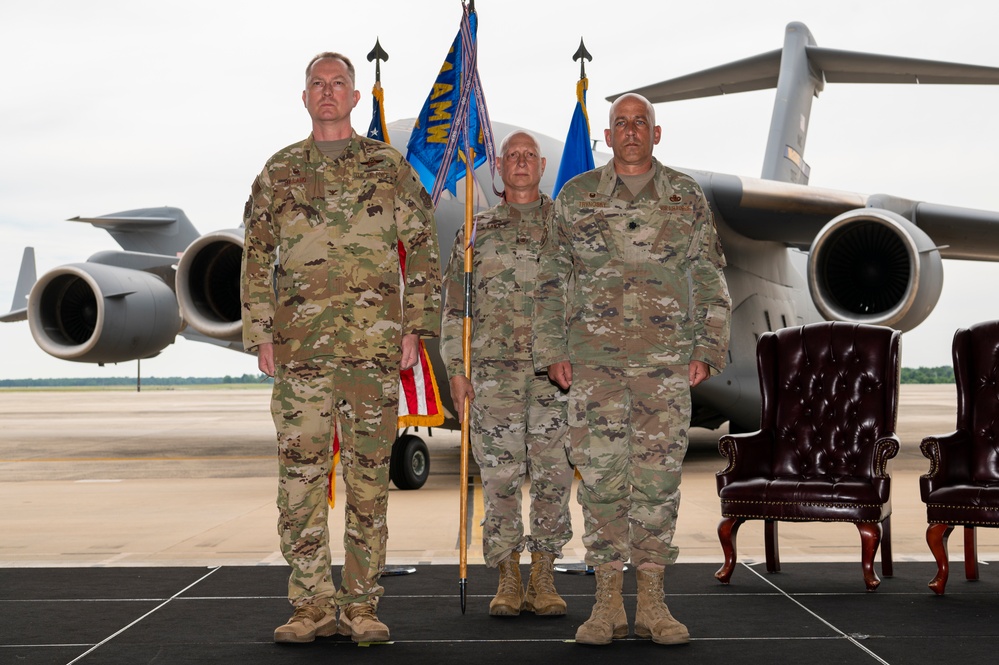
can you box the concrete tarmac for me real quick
[1,385,996,569]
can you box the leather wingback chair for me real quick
[920,319,999,595]
[715,322,901,591]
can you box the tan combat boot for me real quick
[489,551,524,616]
[575,566,628,645]
[635,567,689,645]
[523,551,567,615]
[338,600,390,642]
[273,603,338,643]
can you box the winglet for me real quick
[68,206,200,255]
[1,247,36,323]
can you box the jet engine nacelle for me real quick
[28,263,181,363]
[807,208,944,332]
[175,229,244,343]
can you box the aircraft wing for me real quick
[703,171,999,261]
[613,47,999,104]
[610,50,784,102]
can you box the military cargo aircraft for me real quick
[5,22,999,482]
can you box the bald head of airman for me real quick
[605,93,661,175]
[498,130,546,204]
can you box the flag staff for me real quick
[365,39,390,145]
[403,0,491,609]
[553,38,596,197]
[457,0,480,616]
[458,146,474,613]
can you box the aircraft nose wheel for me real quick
[390,434,430,490]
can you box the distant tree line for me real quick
[899,366,954,384]
[1,369,954,387]
[0,374,272,388]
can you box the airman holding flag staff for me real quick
[441,131,574,618]
[407,0,496,612]
[240,51,440,644]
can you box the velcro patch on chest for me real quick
[660,204,694,213]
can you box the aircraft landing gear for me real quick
[390,433,430,490]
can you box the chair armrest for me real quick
[717,430,774,490]
[871,435,901,479]
[920,430,973,499]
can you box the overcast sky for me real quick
[2,0,998,380]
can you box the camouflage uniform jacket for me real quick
[532,158,730,371]
[440,195,554,380]
[240,132,441,365]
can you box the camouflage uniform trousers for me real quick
[469,359,573,567]
[567,364,691,568]
[271,355,398,609]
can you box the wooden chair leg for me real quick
[764,520,781,573]
[927,523,954,595]
[857,522,882,591]
[715,517,744,584]
[964,526,979,581]
[880,515,893,578]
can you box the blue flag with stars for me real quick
[367,81,389,144]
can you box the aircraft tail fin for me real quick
[609,22,999,184]
[69,206,200,256]
[1,247,36,323]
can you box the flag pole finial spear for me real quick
[367,38,389,83]
[573,37,592,80]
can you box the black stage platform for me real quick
[3,562,997,664]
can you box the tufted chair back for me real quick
[953,320,999,484]
[761,322,900,486]
[714,321,901,591]
[920,319,999,594]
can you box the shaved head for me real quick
[497,130,545,203]
[499,130,543,158]
[604,92,660,175]
[609,93,656,127]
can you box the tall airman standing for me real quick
[533,93,731,646]
[240,51,440,644]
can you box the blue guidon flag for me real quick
[405,1,495,207]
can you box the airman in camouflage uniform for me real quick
[240,52,440,644]
[533,94,730,646]
[441,131,573,617]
